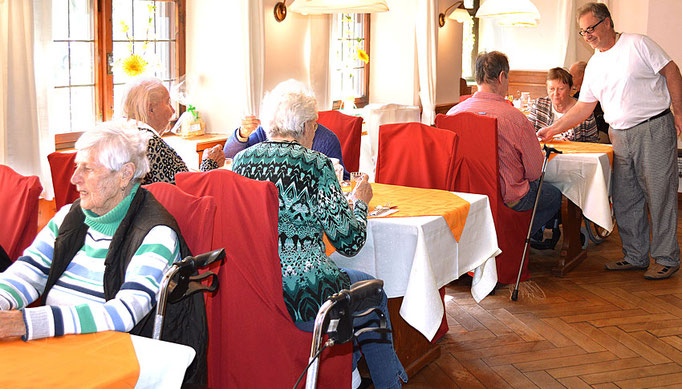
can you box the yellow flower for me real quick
[122,54,147,77]
[356,48,369,64]
[120,21,129,34]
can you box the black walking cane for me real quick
[511,145,562,301]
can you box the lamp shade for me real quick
[449,8,472,23]
[475,0,540,27]
[289,0,389,14]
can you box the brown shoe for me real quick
[644,263,680,280]
[605,260,648,271]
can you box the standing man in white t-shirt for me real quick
[538,2,682,280]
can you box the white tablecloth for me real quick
[131,335,196,389]
[331,192,500,341]
[543,152,613,232]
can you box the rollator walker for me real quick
[295,279,390,389]
[153,248,225,339]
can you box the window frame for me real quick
[330,13,371,109]
[55,0,186,149]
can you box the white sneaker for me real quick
[352,367,361,389]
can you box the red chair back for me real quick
[48,151,79,210]
[176,170,351,389]
[435,112,532,284]
[0,165,43,261]
[375,122,459,191]
[317,110,363,172]
[144,183,216,257]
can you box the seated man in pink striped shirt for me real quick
[447,51,562,247]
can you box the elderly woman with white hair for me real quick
[0,121,206,383]
[232,79,407,389]
[120,76,224,184]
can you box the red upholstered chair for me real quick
[143,183,216,257]
[317,110,363,172]
[176,170,351,389]
[0,165,43,261]
[47,151,79,210]
[375,122,458,191]
[435,112,532,285]
[374,122,459,343]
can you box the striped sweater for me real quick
[0,185,180,340]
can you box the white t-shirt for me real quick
[580,33,671,129]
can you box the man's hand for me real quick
[238,116,261,139]
[536,125,559,142]
[674,113,682,136]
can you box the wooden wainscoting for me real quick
[508,70,548,101]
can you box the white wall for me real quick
[611,0,649,35]
[644,0,682,69]
[187,0,332,132]
[436,1,464,105]
[185,0,244,133]
[478,0,583,70]
[369,0,419,105]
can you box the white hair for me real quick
[260,79,318,140]
[75,120,151,181]
[116,76,166,125]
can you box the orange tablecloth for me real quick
[543,140,614,166]
[326,183,470,255]
[0,331,139,388]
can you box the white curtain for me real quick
[415,0,438,125]
[0,0,53,197]
[555,0,574,68]
[241,0,264,117]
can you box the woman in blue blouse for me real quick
[232,79,406,389]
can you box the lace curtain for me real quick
[0,0,54,197]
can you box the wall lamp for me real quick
[274,1,288,22]
[439,1,473,27]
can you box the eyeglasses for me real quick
[578,18,605,36]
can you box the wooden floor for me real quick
[406,216,682,388]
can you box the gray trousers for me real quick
[609,112,680,267]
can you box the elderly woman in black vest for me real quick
[0,121,205,382]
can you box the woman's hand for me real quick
[204,144,226,167]
[238,115,261,139]
[351,175,373,205]
[0,310,26,340]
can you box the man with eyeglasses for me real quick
[538,2,682,280]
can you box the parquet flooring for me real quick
[405,209,682,388]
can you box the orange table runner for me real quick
[0,331,139,388]
[325,183,471,255]
[542,140,614,166]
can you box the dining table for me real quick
[328,183,500,375]
[541,140,614,276]
[0,331,195,388]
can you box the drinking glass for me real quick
[350,172,363,192]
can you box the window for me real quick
[50,0,185,142]
[462,0,479,82]
[330,14,370,108]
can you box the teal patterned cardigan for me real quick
[232,141,369,322]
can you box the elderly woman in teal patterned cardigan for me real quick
[232,79,406,389]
